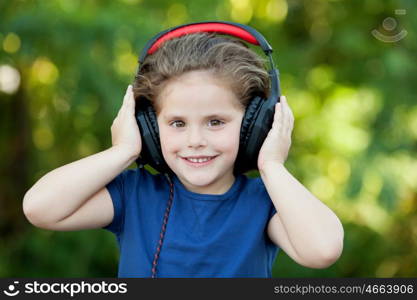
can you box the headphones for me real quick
[134,21,281,175]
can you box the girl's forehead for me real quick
[156,71,243,113]
[158,94,244,117]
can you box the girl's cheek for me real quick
[211,130,240,152]
[161,131,183,152]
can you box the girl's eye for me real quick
[171,120,185,128]
[208,119,224,127]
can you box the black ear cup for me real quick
[239,96,263,146]
[235,96,263,174]
[234,95,277,174]
[135,97,171,174]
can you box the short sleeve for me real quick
[268,202,277,219]
[253,176,277,220]
[103,171,126,235]
[103,168,141,235]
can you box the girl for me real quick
[23,22,344,278]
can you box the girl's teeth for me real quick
[187,157,211,163]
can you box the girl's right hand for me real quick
[111,85,142,159]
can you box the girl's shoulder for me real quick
[241,174,267,192]
[239,174,275,216]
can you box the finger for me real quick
[279,96,288,132]
[127,85,136,110]
[279,96,291,136]
[116,88,129,118]
[122,85,132,106]
[120,85,135,117]
[125,85,136,112]
[282,96,294,123]
[115,86,131,119]
[272,102,282,131]
[281,96,294,138]
[283,96,295,132]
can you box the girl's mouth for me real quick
[181,155,218,167]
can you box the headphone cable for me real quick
[151,172,174,278]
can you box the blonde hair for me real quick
[133,32,270,113]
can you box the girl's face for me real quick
[156,70,244,194]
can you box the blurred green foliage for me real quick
[1,0,416,277]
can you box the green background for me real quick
[1,0,416,277]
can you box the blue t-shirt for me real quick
[103,167,279,278]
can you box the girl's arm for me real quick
[260,162,344,268]
[23,146,137,230]
[23,85,141,230]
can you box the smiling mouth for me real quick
[181,155,218,166]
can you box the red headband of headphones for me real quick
[147,23,260,55]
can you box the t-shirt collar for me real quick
[172,174,245,201]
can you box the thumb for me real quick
[123,85,135,112]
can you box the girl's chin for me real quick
[177,172,217,187]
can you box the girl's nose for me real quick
[187,126,208,148]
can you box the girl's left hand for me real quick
[257,95,294,171]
